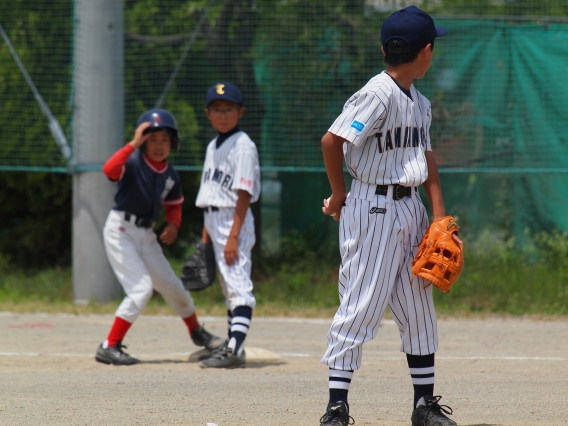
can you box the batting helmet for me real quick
[136,108,180,151]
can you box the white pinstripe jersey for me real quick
[329,71,432,187]
[195,131,260,208]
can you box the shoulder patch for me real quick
[350,120,365,133]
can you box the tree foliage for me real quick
[1,0,567,269]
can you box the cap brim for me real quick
[435,25,447,37]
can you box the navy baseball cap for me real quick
[381,5,447,53]
[206,82,243,107]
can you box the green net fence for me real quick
[2,0,568,246]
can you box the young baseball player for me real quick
[194,82,260,369]
[95,108,224,366]
[319,6,459,426]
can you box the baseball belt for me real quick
[123,212,154,228]
[375,184,412,200]
[202,206,220,213]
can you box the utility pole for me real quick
[72,0,124,303]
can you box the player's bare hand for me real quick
[224,235,239,266]
[322,194,346,221]
[452,233,462,245]
[160,223,178,245]
[129,122,151,149]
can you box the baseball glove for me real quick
[411,216,464,293]
[181,242,216,291]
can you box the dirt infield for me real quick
[1,312,567,425]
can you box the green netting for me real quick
[3,1,568,244]
[0,0,72,171]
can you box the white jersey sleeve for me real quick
[424,102,432,152]
[232,143,260,202]
[328,91,387,147]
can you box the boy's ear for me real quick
[238,106,245,119]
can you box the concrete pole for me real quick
[72,0,123,303]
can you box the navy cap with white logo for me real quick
[206,82,243,107]
[381,5,447,53]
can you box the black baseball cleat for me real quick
[411,395,457,426]
[95,341,140,366]
[198,341,245,369]
[319,401,354,426]
[191,324,224,351]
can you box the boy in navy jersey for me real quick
[95,109,223,366]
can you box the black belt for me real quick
[375,184,412,200]
[124,212,154,228]
[202,206,219,213]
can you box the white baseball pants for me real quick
[203,207,256,311]
[322,184,438,371]
[103,209,196,323]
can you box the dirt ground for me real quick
[1,312,567,426]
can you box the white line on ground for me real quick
[0,312,397,326]
[279,353,311,357]
[0,352,563,361]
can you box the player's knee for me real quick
[136,289,153,309]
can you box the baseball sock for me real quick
[105,317,132,348]
[406,353,435,408]
[228,306,252,355]
[227,309,233,339]
[328,368,353,407]
[182,313,200,336]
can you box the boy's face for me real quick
[144,130,171,162]
[205,100,244,133]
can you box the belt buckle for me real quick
[394,185,406,200]
[135,217,149,228]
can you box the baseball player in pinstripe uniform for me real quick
[195,82,260,369]
[319,6,459,426]
[95,109,223,366]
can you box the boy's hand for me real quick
[322,194,346,221]
[129,122,151,149]
[224,235,239,266]
[160,223,179,245]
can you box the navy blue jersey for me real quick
[112,152,184,221]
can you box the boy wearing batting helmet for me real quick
[194,83,260,369]
[95,108,223,366]
[319,6,459,426]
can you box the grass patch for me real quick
[1,230,567,317]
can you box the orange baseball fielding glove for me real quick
[411,216,464,293]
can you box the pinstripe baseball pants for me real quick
[204,207,256,311]
[321,184,438,371]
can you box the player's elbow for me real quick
[321,132,345,149]
[321,132,332,147]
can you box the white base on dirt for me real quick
[188,347,282,363]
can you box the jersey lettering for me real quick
[412,127,420,147]
[384,130,394,151]
[160,177,175,201]
[212,168,223,183]
[376,133,383,154]
[221,174,232,189]
[376,126,425,153]
[403,127,411,147]
[394,127,402,148]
